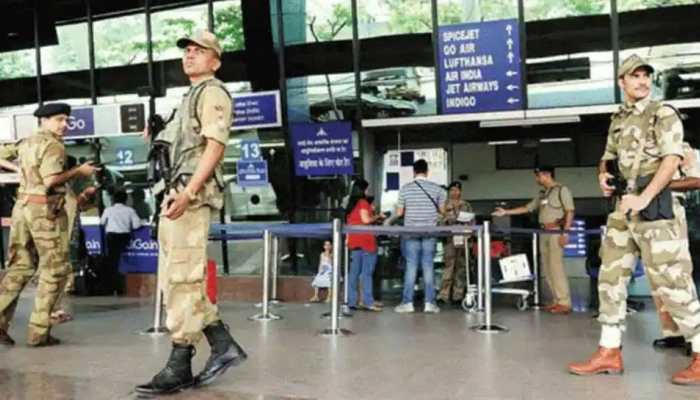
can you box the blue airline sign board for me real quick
[232,91,281,130]
[564,219,587,258]
[237,160,269,187]
[83,225,158,273]
[65,108,96,137]
[290,121,353,177]
[437,19,523,114]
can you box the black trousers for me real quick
[104,233,132,295]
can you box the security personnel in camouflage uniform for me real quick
[0,103,98,347]
[568,54,700,385]
[628,142,700,351]
[136,31,246,395]
[492,165,575,314]
[437,181,473,304]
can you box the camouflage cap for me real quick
[618,54,654,77]
[177,30,222,57]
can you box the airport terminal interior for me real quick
[2,0,700,399]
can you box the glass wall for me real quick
[618,1,700,101]
[359,0,436,117]
[525,0,614,108]
[618,0,700,12]
[215,0,245,52]
[40,23,90,75]
[151,5,208,62]
[0,50,36,80]
[94,13,147,68]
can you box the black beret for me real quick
[33,103,71,118]
[447,181,462,190]
[534,165,555,174]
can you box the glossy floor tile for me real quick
[0,291,698,399]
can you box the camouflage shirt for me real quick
[601,97,684,182]
[14,128,66,196]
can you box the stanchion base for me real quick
[470,324,509,334]
[248,313,282,321]
[255,302,282,309]
[319,328,354,337]
[139,327,169,336]
[321,310,353,319]
[532,305,543,311]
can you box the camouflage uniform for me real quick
[438,199,473,302]
[0,128,70,344]
[526,184,575,307]
[644,143,700,338]
[598,98,700,340]
[157,77,231,346]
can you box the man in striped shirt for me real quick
[394,159,446,313]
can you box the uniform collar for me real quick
[621,96,652,116]
[36,127,62,141]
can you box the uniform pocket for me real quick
[168,248,205,284]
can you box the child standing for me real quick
[310,240,333,302]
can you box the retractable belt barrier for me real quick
[194,222,605,337]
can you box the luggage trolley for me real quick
[462,233,535,312]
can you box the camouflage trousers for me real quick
[540,233,571,307]
[598,202,700,339]
[438,240,466,301]
[0,202,71,343]
[617,199,691,337]
[158,204,219,346]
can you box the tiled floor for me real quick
[0,292,698,400]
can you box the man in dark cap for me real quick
[492,165,575,314]
[437,181,474,305]
[0,103,99,347]
[137,31,246,395]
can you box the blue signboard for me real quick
[290,121,353,177]
[83,225,158,273]
[237,160,269,187]
[564,219,587,258]
[240,139,262,161]
[232,91,281,130]
[65,108,95,137]
[437,19,523,114]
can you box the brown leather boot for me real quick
[672,353,700,385]
[568,347,624,375]
[550,304,572,315]
[0,328,14,346]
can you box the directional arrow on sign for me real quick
[506,24,513,36]
[507,52,515,63]
[507,38,514,50]
[507,98,520,104]
[506,70,518,77]
[507,84,520,91]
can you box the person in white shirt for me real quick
[100,189,142,295]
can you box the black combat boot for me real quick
[653,336,686,349]
[0,328,15,346]
[135,344,195,395]
[194,320,247,387]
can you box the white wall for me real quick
[451,142,600,201]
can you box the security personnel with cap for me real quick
[568,54,700,384]
[136,31,246,395]
[437,181,473,304]
[492,165,575,314]
[0,103,99,347]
